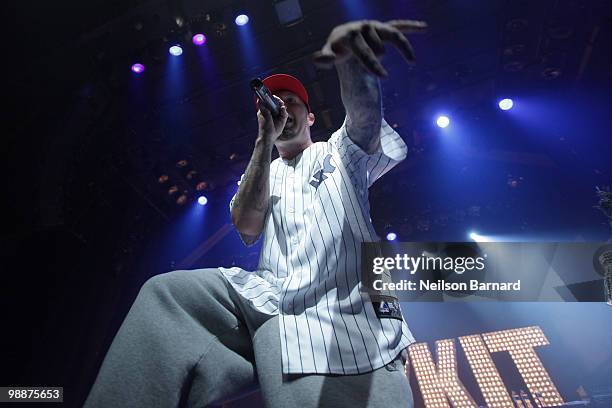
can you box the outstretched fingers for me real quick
[350,31,388,76]
[386,19,428,33]
[313,19,428,70]
[375,23,417,64]
[362,23,385,55]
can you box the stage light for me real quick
[169,45,183,56]
[176,194,188,205]
[197,196,208,206]
[386,232,397,241]
[436,115,450,128]
[131,63,145,73]
[469,231,491,242]
[192,33,207,46]
[498,98,513,111]
[235,14,249,26]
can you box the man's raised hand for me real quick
[313,19,428,77]
[257,95,288,143]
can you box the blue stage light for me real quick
[169,45,183,56]
[469,231,491,242]
[498,98,514,111]
[197,196,208,206]
[386,232,397,241]
[436,115,450,128]
[235,14,249,26]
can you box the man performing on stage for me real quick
[85,18,426,408]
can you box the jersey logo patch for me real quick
[309,154,336,188]
[372,299,403,320]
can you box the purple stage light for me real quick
[235,14,249,26]
[197,196,208,206]
[192,34,207,46]
[131,63,145,73]
[169,45,183,56]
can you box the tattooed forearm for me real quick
[336,56,382,153]
[231,137,273,236]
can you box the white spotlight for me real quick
[436,115,450,128]
[469,231,494,242]
[169,45,183,56]
[498,98,514,111]
[235,14,249,26]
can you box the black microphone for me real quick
[250,78,281,117]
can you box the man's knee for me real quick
[139,268,225,304]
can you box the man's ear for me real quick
[307,112,315,127]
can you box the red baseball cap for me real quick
[261,74,310,112]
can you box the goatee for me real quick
[278,127,297,140]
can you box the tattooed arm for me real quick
[336,57,382,154]
[314,19,427,153]
[231,96,288,244]
[230,137,273,243]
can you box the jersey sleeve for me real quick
[229,173,266,247]
[328,116,407,188]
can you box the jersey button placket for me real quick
[287,161,296,214]
[285,161,298,264]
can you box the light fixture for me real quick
[274,0,303,27]
[235,14,249,26]
[436,115,450,128]
[498,98,514,110]
[131,63,145,73]
[192,33,207,46]
[169,45,183,56]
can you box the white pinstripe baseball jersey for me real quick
[220,118,416,375]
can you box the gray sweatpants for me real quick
[84,268,413,408]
